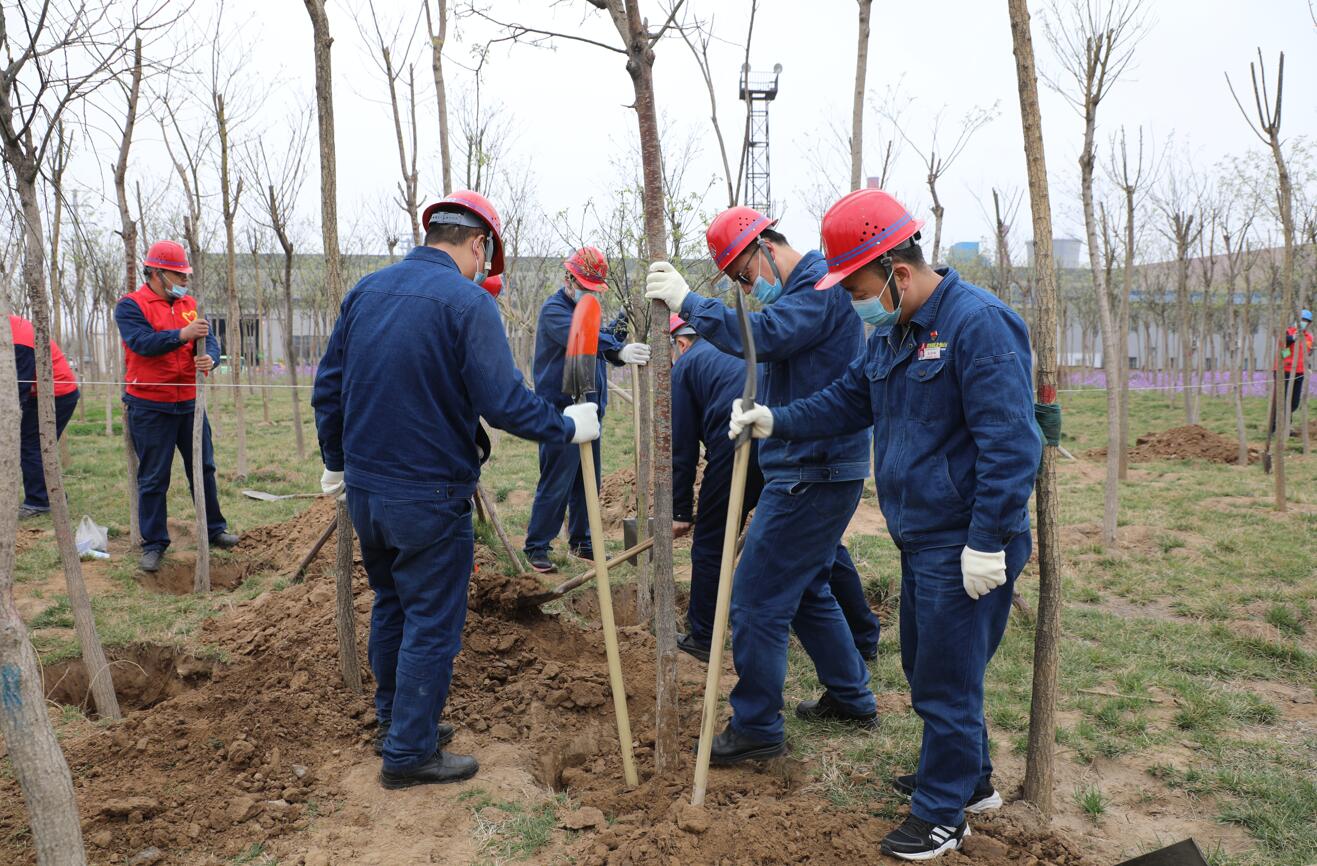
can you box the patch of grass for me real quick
[473,797,562,862]
[28,597,73,629]
[1073,784,1108,820]
[228,843,278,865]
[1264,603,1305,637]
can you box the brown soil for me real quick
[0,502,1099,866]
[43,643,220,715]
[137,554,266,595]
[1088,425,1259,465]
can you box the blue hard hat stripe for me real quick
[826,213,913,267]
[717,216,770,267]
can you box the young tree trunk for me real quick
[304,0,346,310]
[193,334,210,594]
[849,0,872,192]
[275,213,306,460]
[114,39,143,548]
[15,173,122,721]
[1117,184,1136,479]
[1007,0,1063,820]
[631,363,652,624]
[336,499,362,693]
[424,0,453,194]
[215,93,248,480]
[608,0,677,773]
[0,293,89,866]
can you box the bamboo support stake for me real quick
[192,328,210,593]
[335,498,362,694]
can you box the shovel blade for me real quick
[1114,839,1209,866]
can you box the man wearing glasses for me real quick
[645,207,881,764]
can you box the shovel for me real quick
[241,489,324,502]
[692,284,758,806]
[517,536,656,608]
[564,292,637,787]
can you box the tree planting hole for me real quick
[564,582,644,627]
[42,643,218,716]
[137,556,260,595]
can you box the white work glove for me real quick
[619,342,651,366]
[961,546,1007,600]
[645,261,691,311]
[564,402,601,444]
[728,400,773,440]
[320,468,345,497]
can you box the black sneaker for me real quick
[703,724,786,766]
[880,814,969,860]
[892,774,1002,814]
[527,551,556,574]
[568,544,594,561]
[795,691,879,729]
[379,750,478,789]
[374,722,455,757]
[209,531,240,550]
[139,549,164,573]
[18,504,48,520]
[676,633,711,663]
[858,645,878,661]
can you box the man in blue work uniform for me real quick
[524,246,650,573]
[668,313,765,663]
[730,189,1041,859]
[313,190,601,790]
[646,206,882,763]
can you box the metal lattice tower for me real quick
[738,63,782,217]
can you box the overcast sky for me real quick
[72,0,1317,263]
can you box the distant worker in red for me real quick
[1273,308,1313,435]
[114,240,238,573]
[9,314,80,519]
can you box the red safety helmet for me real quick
[480,274,503,298]
[143,240,192,274]
[668,313,696,336]
[564,246,608,292]
[815,188,923,290]
[421,189,505,276]
[706,206,777,271]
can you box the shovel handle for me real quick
[692,438,753,805]
[578,441,638,787]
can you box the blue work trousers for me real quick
[686,460,764,647]
[127,403,226,552]
[901,531,1031,826]
[524,436,601,556]
[728,479,876,742]
[347,487,475,772]
[19,390,79,509]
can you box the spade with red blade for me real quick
[564,292,638,787]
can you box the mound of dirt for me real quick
[0,501,1095,866]
[238,496,340,572]
[43,643,219,715]
[1090,424,1258,465]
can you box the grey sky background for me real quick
[94,1,1317,262]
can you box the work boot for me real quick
[379,750,478,789]
[374,722,455,757]
[18,504,48,520]
[676,633,711,663]
[880,814,969,860]
[892,774,1002,814]
[210,531,240,550]
[703,724,786,766]
[569,543,594,561]
[139,549,164,573]
[858,645,878,662]
[795,691,879,729]
[527,551,556,574]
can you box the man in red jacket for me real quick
[10,314,80,519]
[114,240,237,573]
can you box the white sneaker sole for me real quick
[885,825,970,861]
[966,789,1002,813]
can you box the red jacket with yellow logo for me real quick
[114,284,219,407]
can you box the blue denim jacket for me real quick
[532,287,626,414]
[313,247,574,499]
[679,250,871,483]
[773,268,1040,552]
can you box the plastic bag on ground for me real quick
[75,515,110,559]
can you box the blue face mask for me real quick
[167,282,189,299]
[850,267,900,327]
[751,275,783,305]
